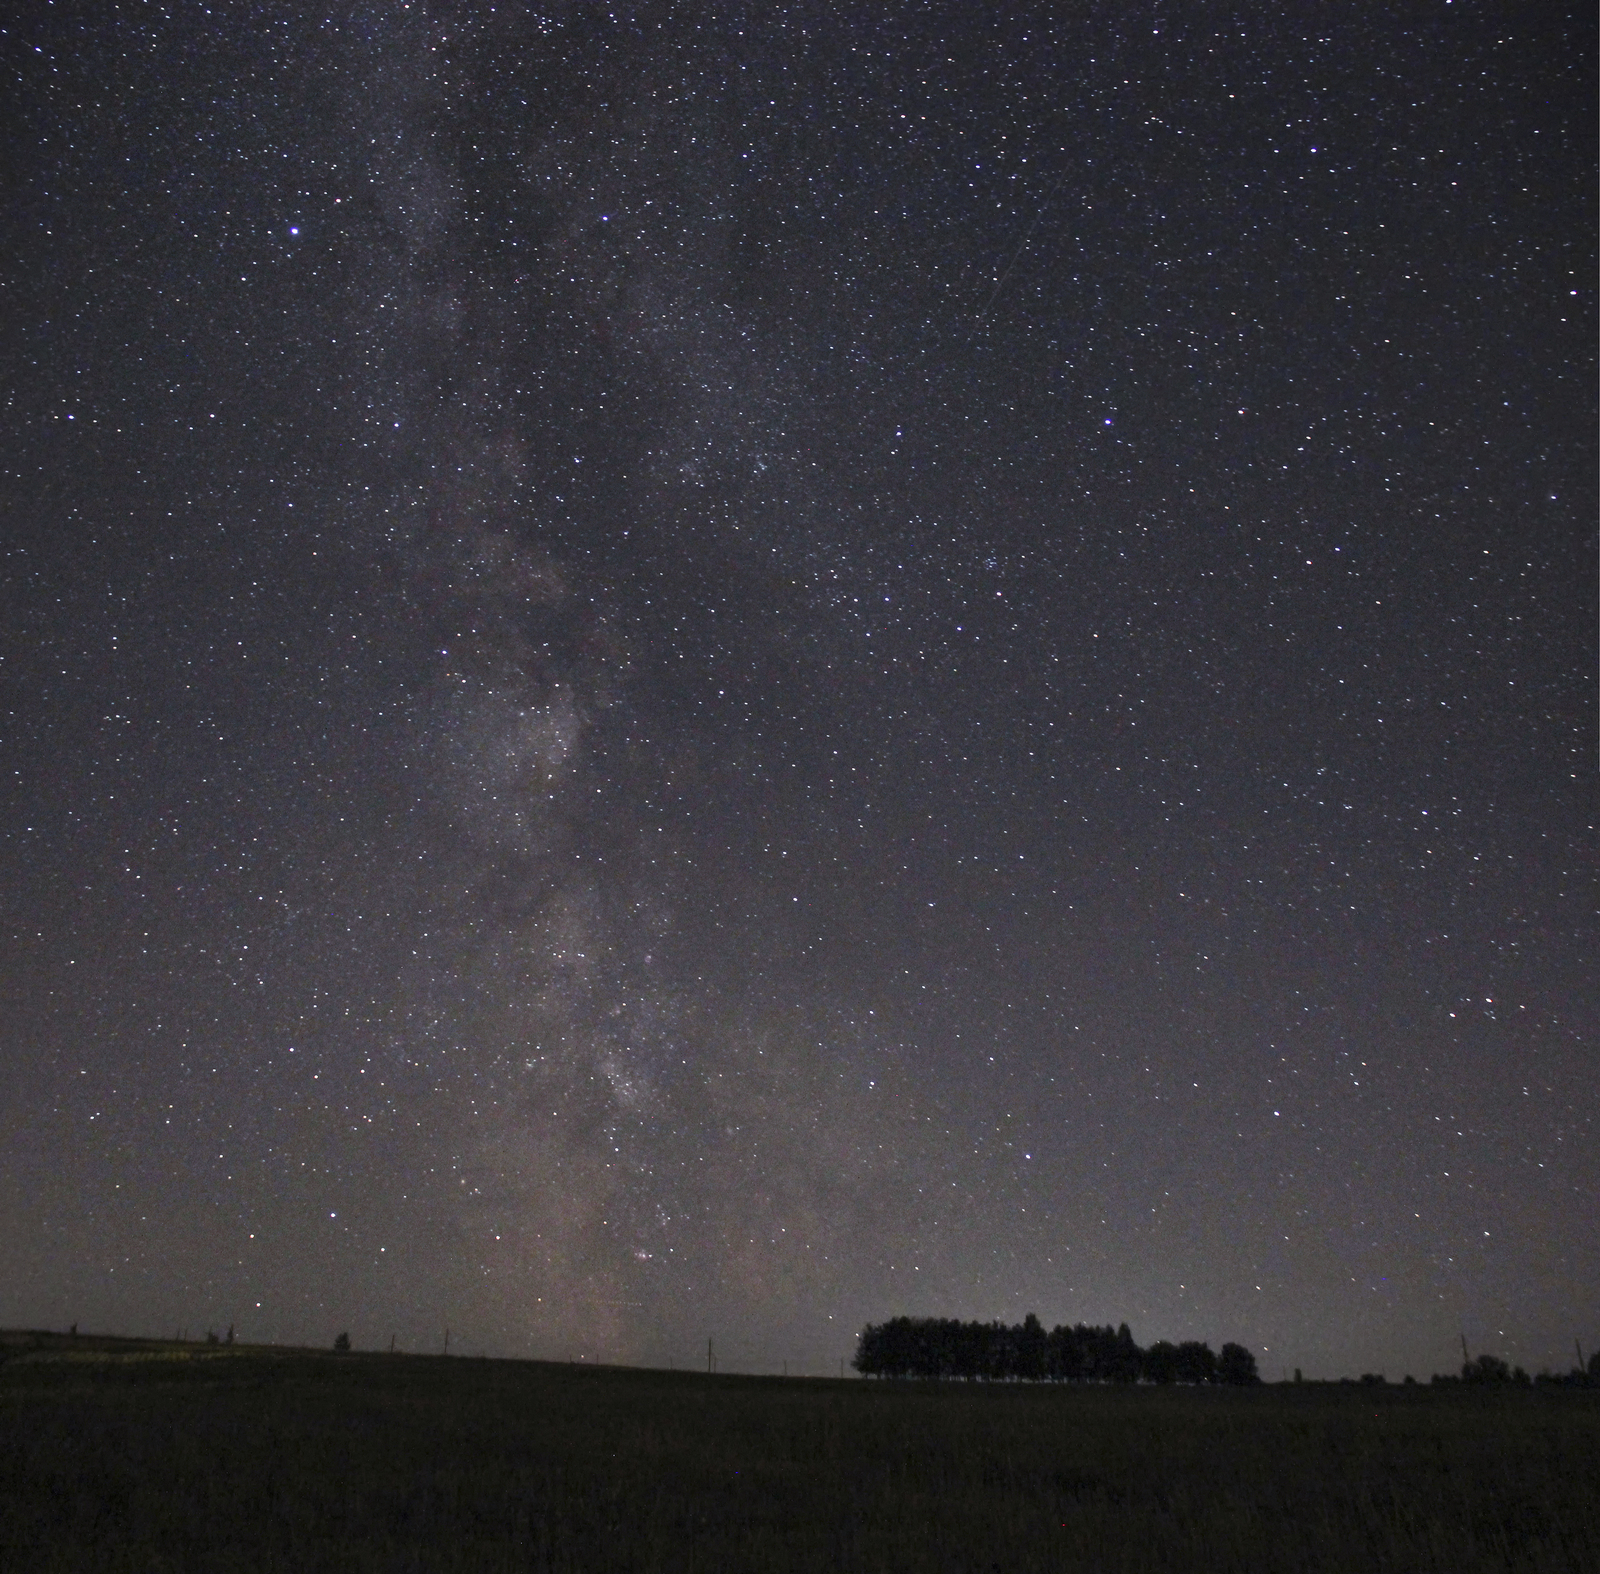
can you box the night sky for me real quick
[3,3,1594,1382]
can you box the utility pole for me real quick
[444,1327,450,1356]
[389,1334,395,1354]
[1578,1339,1587,1372]
[707,1337,714,1375]
[1460,1332,1470,1368]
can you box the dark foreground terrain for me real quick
[1,1331,1595,1572]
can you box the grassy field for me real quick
[1,1330,1595,1572]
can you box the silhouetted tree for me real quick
[1047,1323,1084,1382]
[1082,1324,1113,1381]
[1144,1340,1180,1385]
[1016,1313,1047,1381]
[333,1331,352,1353]
[937,1320,966,1379]
[1175,1340,1218,1385]
[1112,1323,1143,1383]
[1461,1353,1510,1385]
[1218,1343,1260,1385]
[985,1320,1015,1381]
[854,1318,900,1377]
[955,1320,989,1380]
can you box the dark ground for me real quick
[1,1330,1595,1571]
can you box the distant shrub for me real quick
[334,1332,351,1353]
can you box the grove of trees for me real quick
[852,1314,1260,1385]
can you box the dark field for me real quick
[2,1332,1596,1572]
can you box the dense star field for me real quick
[2,4,1593,1381]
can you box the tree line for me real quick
[1442,1349,1600,1388]
[853,1314,1260,1385]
